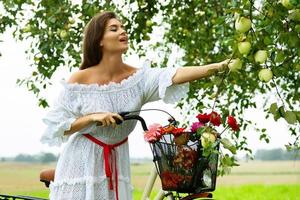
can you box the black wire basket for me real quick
[150,133,219,193]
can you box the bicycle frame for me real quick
[142,166,173,200]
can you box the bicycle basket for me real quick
[150,133,219,193]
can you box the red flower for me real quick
[173,147,198,170]
[161,171,185,189]
[171,127,186,137]
[190,121,204,132]
[227,115,239,131]
[196,113,210,123]
[159,124,175,134]
[209,111,222,126]
[144,123,163,143]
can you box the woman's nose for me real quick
[120,28,126,35]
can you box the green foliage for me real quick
[12,152,58,163]
[0,0,299,170]
[255,148,300,160]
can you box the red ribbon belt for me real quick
[83,134,128,200]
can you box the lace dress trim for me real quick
[60,64,146,93]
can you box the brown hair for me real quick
[80,11,117,70]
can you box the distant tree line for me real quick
[0,152,58,163]
[0,149,299,163]
[255,148,300,160]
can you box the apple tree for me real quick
[0,0,299,173]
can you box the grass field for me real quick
[0,161,299,199]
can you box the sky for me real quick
[0,26,294,159]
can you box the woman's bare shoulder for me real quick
[125,64,139,72]
[67,69,90,84]
[67,64,139,84]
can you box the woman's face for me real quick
[100,18,128,54]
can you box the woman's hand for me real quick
[216,59,231,72]
[90,112,124,128]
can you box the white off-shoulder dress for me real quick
[41,62,189,200]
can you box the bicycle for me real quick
[1,109,219,200]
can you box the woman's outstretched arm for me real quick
[172,59,230,84]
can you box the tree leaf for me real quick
[295,111,300,122]
[278,106,285,117]
[269,103,278,114]
[284,111,297,124]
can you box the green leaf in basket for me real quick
[221,154,239,167]
[196,126,207,138]
[221,138,236,154]
[221,154,233,166]
[228,146,237,154]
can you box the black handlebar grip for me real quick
[115,112,131,124]
[95,112,148,131]
[115,117,123,125]
[96,112,129,126]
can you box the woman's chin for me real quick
[121,46,128,53]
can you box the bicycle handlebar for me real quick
[121,114,148,131]
[96,110,177,132]
[96,112,148,131]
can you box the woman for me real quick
[41,11,229,200]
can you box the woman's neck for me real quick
[96,53,126,76]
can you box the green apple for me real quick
[59,30,68,39]
[196,11,205,16]
[146,20,153,27]
[238,41,251,55]
[254,50,268,63]
[23,24,31,33]
[64,23,71,30]
[267,8,274,17]
[201,132,216,148]
[34,57,40,63]
[56,28,61,35]
[258,68,273,82]
[235,17,251,33]
[143,34,150,40]
[234,12,240,20]
[295,25,300,33]
[183,29,189,36]
[295,64,300,71]
[48,30,53,36]
[68,17,75,24]
[288,9,300,22]
[228,58,242,72]
[281,0,293,9]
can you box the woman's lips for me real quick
[119,37,128,43]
